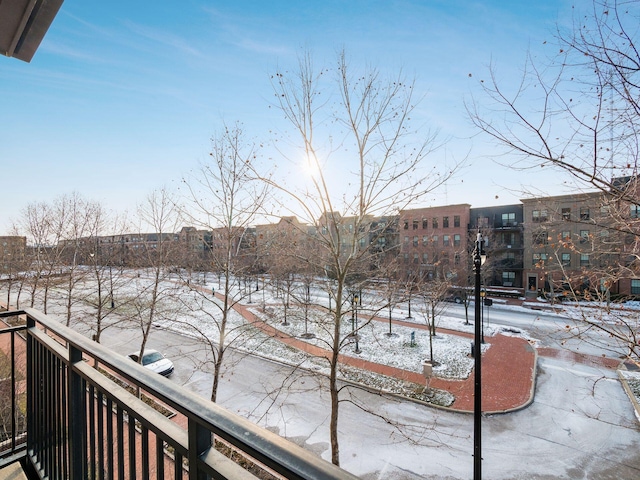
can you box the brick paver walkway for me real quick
[231,301,538,413]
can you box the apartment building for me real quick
[521,191,617,295]
[469,204,525,289]
[398,204,471,281]
[0,236,27,273]
[45,177,640,298]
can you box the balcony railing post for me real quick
[68,344,85,480]
[26,314,35,463]
[188,418,212,480]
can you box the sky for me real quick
[0,0,579,235]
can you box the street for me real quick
[441,301,631,359]
[94,306,640,479]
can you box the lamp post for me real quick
[472,231,486,480]
[301,284,315,339]
[353,293,361,354]
[480,289,486,343]
[406,274,413,319]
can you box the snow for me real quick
[18,271,639,413]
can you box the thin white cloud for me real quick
[201,5,291,56]
[122,20,204,59]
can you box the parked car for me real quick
[128,349,174,377]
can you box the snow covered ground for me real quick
[17,271,640,410]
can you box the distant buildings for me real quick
[16,179,640,299]
[0,236,26,273]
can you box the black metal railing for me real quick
[0,309,357,480]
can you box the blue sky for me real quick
[0,0,576,234]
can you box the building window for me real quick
[600,204,610,215]
[454,253,460,265]
[413,253,419,263]
[561,231,570,241]
[443,235,450,246]
[478,216,489,227]
[561,208,571,221]
[631,279,640,295]
[580,207,590,220]
[404,236,409,244]
[454,215,460,227]
[422,218,428,229]
[413,236,418,247]
[413,220,418,230]
[532,209,548,222]
[533,231,548,245]
[561,253,571,266]
[423,252,428,263]
[403,221,409,230]
[432,218,438,228]
[453,234,461,247]
[403,253,409,261]
[422,235,428,246]
[502,271,515,286]
[631,205,640,219]
[501,232,515,246]
[502,212,516,226]
[432,235,438,244]
[533,253,548,263]
[580,230,589,243]
[443,216,449,228]
[580,254,590,266]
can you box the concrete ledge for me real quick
[0,462,27,480]
[618,367,640,423]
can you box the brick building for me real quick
[398,204,471,281]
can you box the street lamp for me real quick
[301,284,315,339]
[350,293,358,337]
[472,231,486,480]
[353,293,361,354]
[406,274,413,319]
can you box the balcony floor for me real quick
[0,462,27,480]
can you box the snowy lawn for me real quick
[31,274,533,408]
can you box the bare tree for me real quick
[52,193,108,327]
[130,188,183,364]
[180,123,268,402]
[410,270,451,365]
[80,213,132,342]
[468,0,640,361]
[15,198,69,312]
[259,50,455,465]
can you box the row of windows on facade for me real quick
[477,212,518,227]
[406,212,521,230]
[531,204,640,222]
[403,251,517,285]
[532,252,592,267]
[403,251,461,264]
[404,215,463,230]
[532,228,637,246]
[404,234,462,247]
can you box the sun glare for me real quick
[302,154,321,178]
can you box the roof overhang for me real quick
[0,0,64,62]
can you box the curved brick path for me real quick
[231,301,537,413]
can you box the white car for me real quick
[128,349,174,377]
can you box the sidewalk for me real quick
[231,301,537,414]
